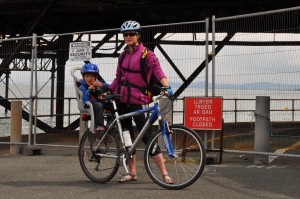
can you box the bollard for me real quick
[10,101,22,154]
[254,96,270,164]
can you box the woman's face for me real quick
[123,31,139,46]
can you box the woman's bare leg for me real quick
[151,153,174,184]
[118,154,137,182]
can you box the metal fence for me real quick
[1,6,300,159]
[211,6,300,158]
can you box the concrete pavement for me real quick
[0,147,299,199]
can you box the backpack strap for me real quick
[118,48,148,82]
[117,48,149,107]
[117,51,127,94]
[140,48,149,87]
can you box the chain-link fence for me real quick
[1,6,300,158]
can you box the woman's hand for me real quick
[166,86,173,96]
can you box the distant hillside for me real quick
[170,81,300,90]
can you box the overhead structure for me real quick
[0,1,299,132]
[0,0,299,35]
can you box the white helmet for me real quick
[120,20,141,32]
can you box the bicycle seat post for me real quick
[111,100,123,136]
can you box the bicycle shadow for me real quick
[0,179,168,191]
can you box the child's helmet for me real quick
[120,20,141,32]
[81,63,99,75]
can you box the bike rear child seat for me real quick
[71,66,112,131]
[71,67,92,113]
[71,67,96,129]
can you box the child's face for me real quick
[83,73,97,85]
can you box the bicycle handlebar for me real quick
[83,88,120,104]
[83,86,175,104]
[152,87,176,102]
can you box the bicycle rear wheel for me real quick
[144,124,206,190]
[78,129,119,183]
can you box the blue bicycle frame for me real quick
[115,100,175,158]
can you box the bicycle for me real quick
[77,85,206,190]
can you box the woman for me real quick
[109,20,173,184]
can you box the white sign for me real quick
[69,41,92,61]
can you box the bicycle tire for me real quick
[78,129,120,183]
[144,124,206,190]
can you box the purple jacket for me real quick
[109,43,166,105]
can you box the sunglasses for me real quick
[123,32,137,37]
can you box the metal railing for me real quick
[1,96,300,158]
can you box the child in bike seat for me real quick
[79,62,110,132]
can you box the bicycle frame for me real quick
[95,93,175,168]
[118,103,163,155]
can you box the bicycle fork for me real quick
[159,118,175,158]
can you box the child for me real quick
[79,62,109,132]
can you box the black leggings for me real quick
[118,103,161,156]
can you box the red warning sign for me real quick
[184,97,223,130]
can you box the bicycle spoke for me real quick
[79,130,119,183]
[144,125,206,190]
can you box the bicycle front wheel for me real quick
[144,124,206,190]
[78,129,119,183]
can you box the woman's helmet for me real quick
[120,20,141,32]
[81,62,99,75]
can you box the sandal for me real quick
[118,173,138,183]
[163,174,174,184]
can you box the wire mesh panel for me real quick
[29,21,207,146]
[0,36,34,148]
[214,7,300,156]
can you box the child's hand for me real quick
[88,85,95,89]
[90,80,97,86]
[90,80,104,88]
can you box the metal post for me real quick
[28,33,36,146]
[204,18,209,148]
[254,96,270,165]
[234,98,237,123]
[34,35,38,145]
[23,33,42,155]
[292,99,294,121]
[68,98,71,130]
[50,58,55,116]
[211,16,216,149]
[212,15,216,97]
[205,18,209,97]
[5,69,10,115]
